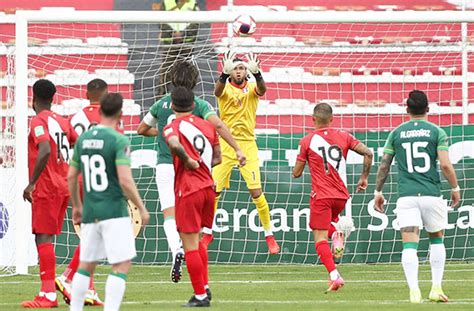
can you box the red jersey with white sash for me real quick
[163,115,219,197]
[297,128,360,200]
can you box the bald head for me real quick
[313,103,333,127]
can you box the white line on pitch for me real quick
[0,279,471,285]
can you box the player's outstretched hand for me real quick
[356,177,368,192]
[222,50,236,74]
[236,149,247,167]
[23,183,34,203]
[185,158,200,170]
[451,190,460,208]
[374,194,385,213]
[246,52,261,74]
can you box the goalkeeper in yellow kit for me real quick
[202,50,280,254]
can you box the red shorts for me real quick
[175,187,215,233]
[309,197,347,230]
[32,191,69,235]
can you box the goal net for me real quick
[2,9,473,273]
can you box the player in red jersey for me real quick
[163,86,221,307]
[55,79,109,306]
[293,103,373,293]
[21,79,78,308]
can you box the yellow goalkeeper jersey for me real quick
[217,81,260,141]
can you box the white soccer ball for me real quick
[233,14,257,37]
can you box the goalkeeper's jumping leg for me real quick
[250,190,280,255]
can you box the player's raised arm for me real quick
[438,150,460,208]
[137,112,159,136]
[212,142,222,167]
[351,142,373,192]
[214,50,236,97]
[246,52,266,96]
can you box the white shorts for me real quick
[80,217,137,264]
[395,196,448,233]
[156,164,175,210]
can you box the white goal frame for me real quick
[11,9,474,274]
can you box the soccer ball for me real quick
[233,15,257,37]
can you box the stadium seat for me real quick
[261,36,297,46]
[293,6,327,11]
[47,38,84,46]
[86,37,123,46]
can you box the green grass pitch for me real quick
[1,263,473,310]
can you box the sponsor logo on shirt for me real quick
[34,126,45,137]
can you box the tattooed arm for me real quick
[352,142,373,192]
[373,153,395,213]
[167,136,199,170]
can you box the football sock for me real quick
[163,216,183,257]
[185,249,206,296]
[89,273,95,290]
[252,194,272,235]
[199,241,209,286]
[104,272,127,311]
[37,243,56,295]
[328,224,336,240]
[70,269,90,311]
[402,242,419,290]
[64,245,80,282]
[315,240,336,274]
[429,237,446,287]
[329,270,340,281]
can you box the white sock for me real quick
[163,217,183,257]
[329,269,340,281]
[402,248,419,290]
[39,291,57,301]
[202,227,213,235]
[70,272,90,311]
[429,243,446,287]
[104,273,126,311]
[195,293,207,300]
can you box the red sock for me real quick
[315,240,336,274]
[328,225,336,240]
[64,245,80,282]
[89,273,95,290]
[185,249,206,295]
[199,241,209,286]
[37,243,56,293]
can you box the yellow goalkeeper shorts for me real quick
[212,139,261,192]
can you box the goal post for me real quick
[3,9,473,273]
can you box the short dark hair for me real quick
[313,102,333,124]
[87,78,108,101]
[171,60,199,89]
[407,90,428,115]
[100,93,123,117]
[33,79,56,103]
[171,86,194,112]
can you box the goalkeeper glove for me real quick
[246,52,261,74]
[222,50,236,75]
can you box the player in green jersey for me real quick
[373,90,460,304]
[68,93,150,311]
[137,60,245,283]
